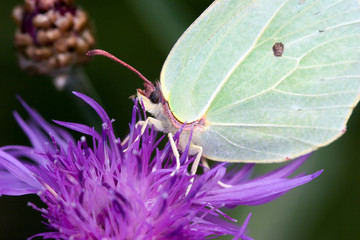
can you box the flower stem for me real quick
[53,67,103,127]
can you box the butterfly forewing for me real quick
[161,0,360,162]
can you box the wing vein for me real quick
[210,123,341,131]
[210,130,284,156]
[210,105,353,116]
[209,34,360,114]
[226,126,318,147]
[272,89,360,97]
[298,60,360,69]
[199,0,289,116]
[189,6,249,112]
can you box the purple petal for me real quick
[16,96,69,148]
[197,170,323,205]
[0,150,42,191]
[259,153,311,179]
[13,111,44,151]
[0,172,39,195]
[0,145,46,165]
[53,120,101,140]
[233,213,253,240]
[72,91,111,126]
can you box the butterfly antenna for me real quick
[86,49,153,86]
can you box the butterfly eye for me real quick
[149,90,160,104]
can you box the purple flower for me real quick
[0,92,322,239]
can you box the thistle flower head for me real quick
[12,0,95,76]
[0,93,322,239]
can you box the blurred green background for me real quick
[1,1,360,239]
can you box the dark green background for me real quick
[1,1,360,239]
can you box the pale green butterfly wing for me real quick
[160,0,360,162]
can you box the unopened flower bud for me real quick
[12,0,95,76]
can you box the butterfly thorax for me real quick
[137,87,206,153]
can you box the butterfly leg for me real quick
[184,144,203,195]
[190,144,203,176]
[123,117,165,148]
[168,133,181,176]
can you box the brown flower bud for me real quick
[13,0,95,76]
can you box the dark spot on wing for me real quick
[272,42,284,57]
[319,29,325,33]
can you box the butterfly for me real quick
[88,0,360,175]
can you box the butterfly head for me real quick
[137,81,165,116]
